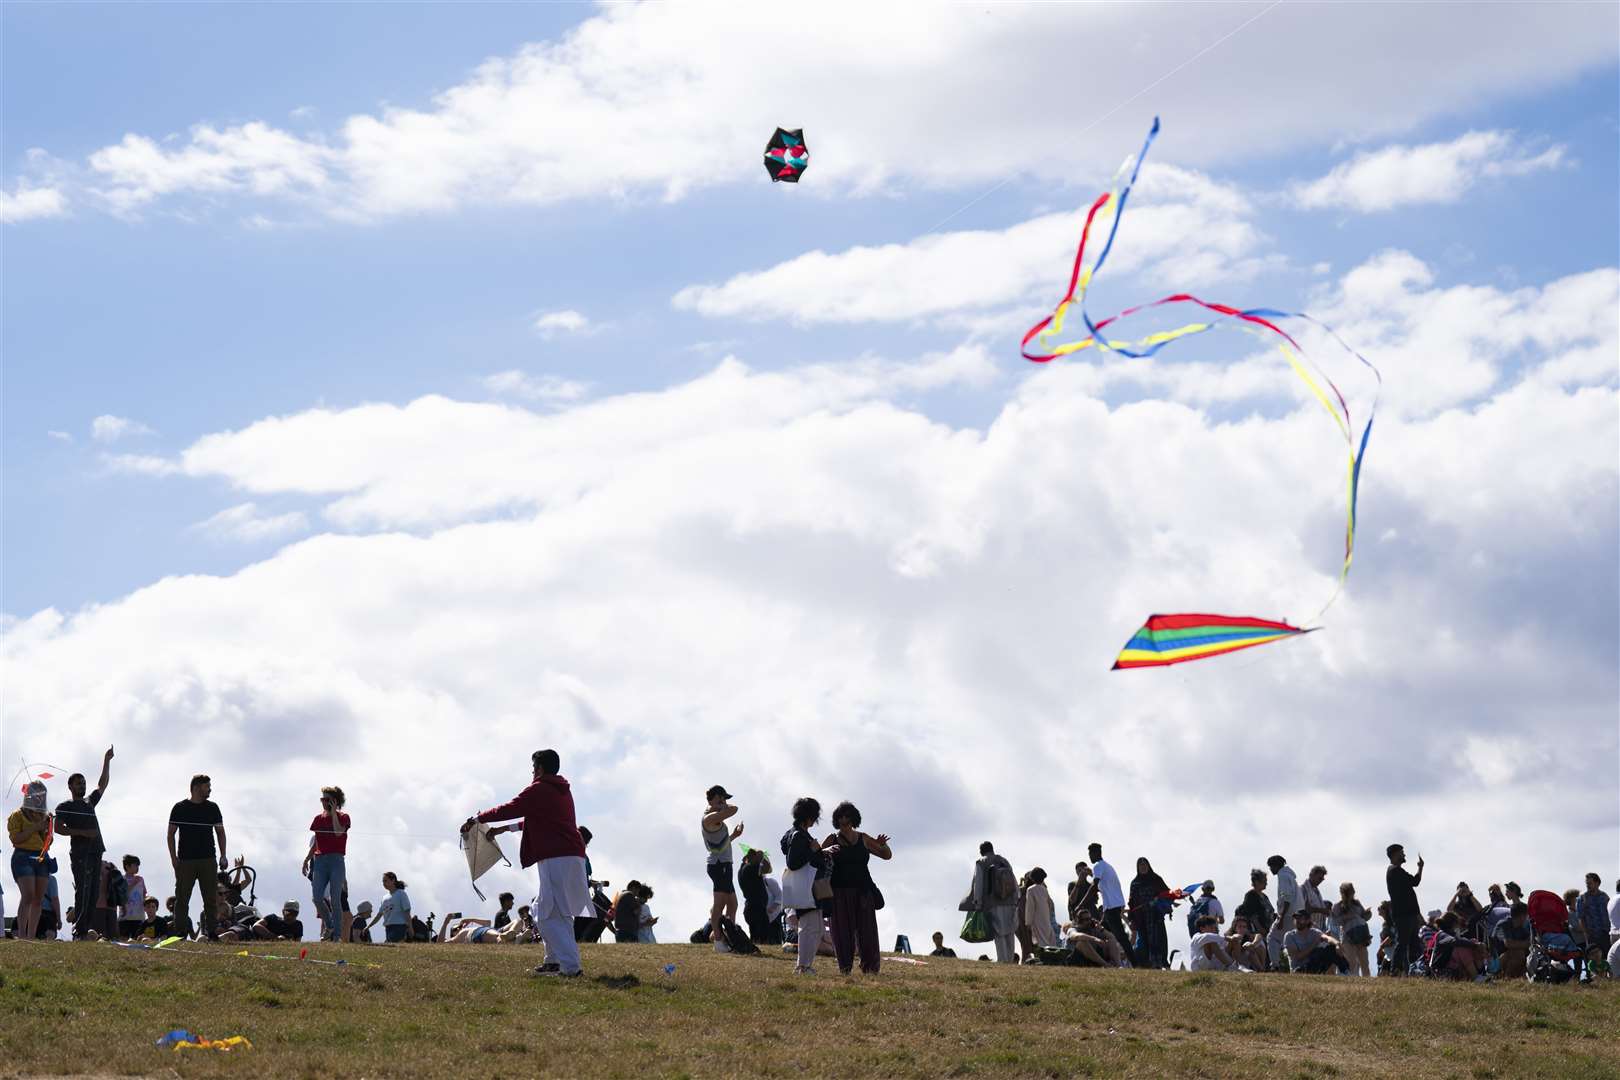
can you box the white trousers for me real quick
[795,909,825,971]
[533,855,589,975]
[993,932,1017,963]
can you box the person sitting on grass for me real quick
[636,884,660,943]
[349,901,374,943]
[1491,902,1532,978]
[929,931,957,958]
[1066,908,1127,967]
[492,892,516,930]
[610,881,647,944]
[1283,909,1349,974]
[439,906,535,945]
[1224,915,1269,971]
[135,895,169,940]
[1189,914,1240,971]
[1434,911,1487,980]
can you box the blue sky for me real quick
[3,3,1615,949]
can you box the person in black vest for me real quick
[53,747,113,940]
[1384,842,1424,976]
[822,801,891,975]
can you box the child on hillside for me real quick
[118,855,147,939]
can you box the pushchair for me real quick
[1525,889,1583,983]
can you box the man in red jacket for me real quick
[462,749,589,977]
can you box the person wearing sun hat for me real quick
[7,782,52,940]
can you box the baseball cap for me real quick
[705,785,732,801]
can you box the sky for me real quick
[3,2,1616,958]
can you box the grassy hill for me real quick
[2,940,1616,1078]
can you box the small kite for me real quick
[1113,615,1314,670]
[1022,119,1381,669]
[460,821,511,901]
[764,127,809,183]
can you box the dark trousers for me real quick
[829,887,881,974]
[69,848,101,939]
[1102,907,1133,959]
[174,858,218,939]
[743,897,770,942]
[1390,914,1422,975]
[1301,942,1350,974]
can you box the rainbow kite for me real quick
[1112,615,1313,670]
[1023,119,1381,669]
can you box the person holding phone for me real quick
[301,786,351,942]
[1384,843,1424,976]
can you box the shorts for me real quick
[470,925,490,943]
[706,861,736,895]
[385,923,407,943]
[10,848,48,879]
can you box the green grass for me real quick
[2,941,1617,1078]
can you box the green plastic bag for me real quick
[960,910,992,944]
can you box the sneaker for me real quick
[714,939,732,953]
[533,963,560,974]
[535,968,582,978]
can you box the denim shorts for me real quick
[385,923,407,943]
[10,848,48,880]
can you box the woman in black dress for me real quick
[1127,857,1171,969]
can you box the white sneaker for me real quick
[714,939,732,953]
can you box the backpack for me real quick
[1186,896,1212,937]
[611,895,643,936]
[992,862,1017,903]
[717,917,758,955]
[410,914,433,942]
[103,864,129,910]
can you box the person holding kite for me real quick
[462,748,590,978]
[7,782,52,941]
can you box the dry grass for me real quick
[2,939,1617,1078]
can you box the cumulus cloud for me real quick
[90,415,156,443]
[532,310,592,338]
[17,4,1616,220]
[673,164,1274,325]
[190,502,310,544]
[5,252,1613,956]
[481,370,591,403]
[1292,130,1568,212]
[0,181,68,223]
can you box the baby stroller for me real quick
[1525,890,1583,984]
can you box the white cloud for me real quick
[47,431,74,444]
[101,453,180,476]
[87,122,329,213]
[0,181,68,223]
[1292,131,1567,212]
[90,414,156,443]
[4,253,1614,959]
[20,5,1616,220]
[532,309,591,338]
[191,502,310,544]
[481,370,591,404]
[673,164,1274,325]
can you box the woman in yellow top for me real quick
[8,782,53,940]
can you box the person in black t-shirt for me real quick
[167,775,227,940]
[493,892,515,930]
[54,746,114,940]
[929,931,958,958]
[1384,843,1424,976]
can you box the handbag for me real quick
[960,910,992,944]
[813,875,833,902]
[1346,922,1372,947]
[867,881,885,911]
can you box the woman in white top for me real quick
[702,785,744,950]
[1331,881,1372,976]
[1025,868,1057,949]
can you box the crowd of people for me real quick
[6,748,1615,988]
[954,841,1617,983]
[4,754,423,947]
